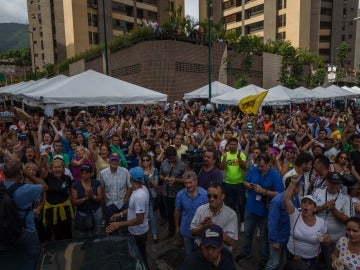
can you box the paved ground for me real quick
[148,221,260,270]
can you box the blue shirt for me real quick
[175,187,208,238]
[268,192,300,246]
[4,181,42,233]
[245,166,284,217]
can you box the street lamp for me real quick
[207,0,212,99]
[27,30,37,80]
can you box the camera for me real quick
[181,149,204,174]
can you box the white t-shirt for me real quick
[287,208,325,259]
[127,186,149,235]
[312,188,353,241]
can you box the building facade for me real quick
[200,0,359,69]
[27,0,184,71]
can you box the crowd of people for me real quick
[0,99,360,270]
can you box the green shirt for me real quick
[222,151,247,184]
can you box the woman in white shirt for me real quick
[284,175,330,268]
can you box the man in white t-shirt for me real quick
[106,167,150,270]
[312,172,353,270]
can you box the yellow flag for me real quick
[238,90,268,115]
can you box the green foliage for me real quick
[335,70,346,84]
[234,75,249,88]
[0,48,31,66]
[336,42,349,68]
[0,23,29,53]
[224,29,241,46]
[309,68,326,88]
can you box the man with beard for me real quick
[198,150,223,190]
[190,183,238,250]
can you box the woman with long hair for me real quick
[127,139,143,169]
[331,217,360,270]
[139,153,159,242]
[71,164,104,239]
[332,151,360,189]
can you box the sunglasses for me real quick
[207,194,218,199]
[142,159,151,162]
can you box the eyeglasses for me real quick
[142,159,151,162]
[207,194,218,199]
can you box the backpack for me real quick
[0,182,27,243]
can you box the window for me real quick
[320,21,331,29]
[223,0,235,10]
[277,14,286,27]
[88,31,93,44]
[93,32,99,45]
[88,13,92,26]
[224,14,237,24]
[92,14,98,27]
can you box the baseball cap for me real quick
[9,125,18,131]
[129,166,144,183]
[325,172,343,184]
[200,224,223,248]
[80,164,93,173]
[109,153,120,161]
[300,195,317,206]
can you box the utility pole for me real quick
[207,0,212,99]
[102,0,109,75]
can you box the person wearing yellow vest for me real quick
[220,137,247,225]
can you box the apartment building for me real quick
[200,0,359,69]
[27,0,184,71]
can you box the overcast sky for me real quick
[0,0,199,24]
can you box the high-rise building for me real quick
[27,0,184,71]
[199,0,359,69]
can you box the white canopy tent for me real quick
[324,85,357,98]
[310,86,353,100]
[21,70,167,108]
[211,84,293,106]
[0,80,36,95]
[12,75,68,97]
[183,81,236,100]
[211,84,264,105]
[291,87,314,103]
[266,85,295,105]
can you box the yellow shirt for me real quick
[222,151,247,184]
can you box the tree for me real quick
[0,48,31,66]
[336,42,349,68]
